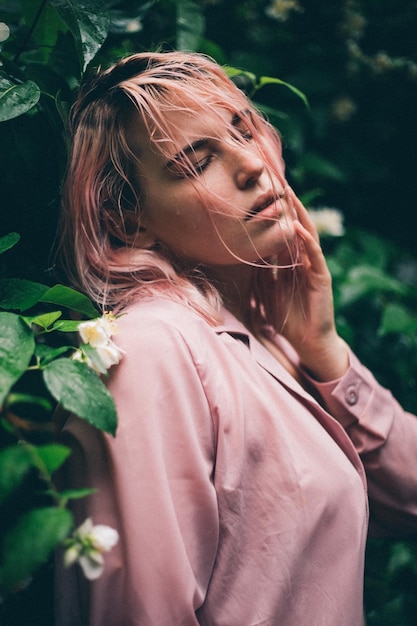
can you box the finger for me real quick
[287,189,320,243]
[294,220,329,275]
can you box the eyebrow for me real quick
[165,111,249,170]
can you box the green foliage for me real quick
[0,231,118,600]
[325,230,417,411]
[0,507,73,590]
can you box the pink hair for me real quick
[59,51,300,329]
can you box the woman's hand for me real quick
[276,190,349,382]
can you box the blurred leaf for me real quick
[296,152,347,183]
[43,359,117,435]
[39,284,98,318]
[0,279,48,311]
[0,506,73,590]
[35,443,71,474]
[338,266,407,307]
[380,303,417,336]
[56,487,97,500]
[352,232,391,269]
[0,232,20,256]
[0,445,32,506]
[176,0,204,51]
[51,0,110,71]
[0,312,35,406]
[5,391,54,413]
[0,74,41,122]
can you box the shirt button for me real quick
[345,386,358,405]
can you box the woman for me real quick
[56,51,417,625]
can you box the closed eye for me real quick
[168,154,215,178]
[193,155,215,174]
[232,110,255,142]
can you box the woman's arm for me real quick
[307,350,417,535]
[275,191,417,533]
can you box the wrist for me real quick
[298,335,349,383]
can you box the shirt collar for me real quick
[214,306,311,399]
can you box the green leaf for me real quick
[225,67,308,108]
[52,319,84,332]
[0,233,20,256]
[339,266,407,308]
[0,445,33,506]
[5,392,54,413]
[0,74,41,122]
[51,0,110,71]
[35,344,74,365]
[176,0,205,51]
[225,66,256,82]
[257,76,309,109]
[24,311,63,330]
[0,507,73,591]
[56,487,97,500]
[35,443,71,474]
[43,359,117,435]
[0,313,35,406]
[379,303,417,336]
[39,284,98,318]
[0,279,49,311]
[21,0,68,64]
[297,152,346,183]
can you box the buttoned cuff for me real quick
[302,349,374,428]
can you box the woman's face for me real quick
[129,105,297,268]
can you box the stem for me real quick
[22,440,64,507]
[13,0,49,64]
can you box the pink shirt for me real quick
[56,298,417,625]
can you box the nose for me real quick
[231,144,265,190]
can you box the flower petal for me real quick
[79,552,104,580]
[91,525,120,552]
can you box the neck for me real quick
[203,263,254,327]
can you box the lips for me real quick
[245,192,281,221]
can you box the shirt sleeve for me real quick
[304,348,417,535]
[60,312,219,626]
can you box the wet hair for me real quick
[59,50,299,328]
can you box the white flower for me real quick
[125,18,143,33]
[76,312,124,373]
[266,0,302,22]
[64,518,119,581]
[94,342,123,370]
[308,208,345,237]
[78,313,118,348]
[0,23,10,43]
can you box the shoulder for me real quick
[114,297,218,355]
[106,298,223,415]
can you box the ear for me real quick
[104,210,157,248]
